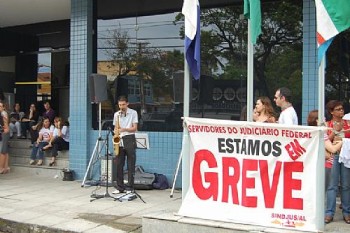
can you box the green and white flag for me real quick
[315,0,350,63]
[244,0,261,44]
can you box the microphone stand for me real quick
[90,129,114,202]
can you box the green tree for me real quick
[104,27,135,76]
[326,32,350,104]
[175,0,302,99]
[103,28,184,106]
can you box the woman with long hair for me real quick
[29,117,53,166]
[43,117,69,166]
[254,96,277,123]
[20,103,39,139]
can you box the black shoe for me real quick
[19,136,27,139]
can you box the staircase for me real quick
[8,138,69,178]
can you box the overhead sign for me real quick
[178,117,324,232]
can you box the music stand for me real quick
[135,133,150,149]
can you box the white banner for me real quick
[178,117,324,232]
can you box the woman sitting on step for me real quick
[29,117,53,166]
[42,117,69,166]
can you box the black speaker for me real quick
[114,77,129,101]
[89,74,108,103]
[198,75,214,105]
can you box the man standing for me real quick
[274,87,298,125]
[112,96,138,194]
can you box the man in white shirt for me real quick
[274,87,298,125]
[112,96,138,194]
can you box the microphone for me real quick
[107,126,115,136]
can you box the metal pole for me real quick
[316,56,326,232]
[318,57,325,125]
[182,52,190,198]
[247,20,254,122]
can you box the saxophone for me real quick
[113,112,121,156]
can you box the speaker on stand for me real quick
[89,74,108,103]
[85,74,115,201]
[89,74,108,130]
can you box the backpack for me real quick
[152,173,169,190]
[124,165,155,190]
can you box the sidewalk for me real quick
[0,168,181,233]
[0,168,349,233]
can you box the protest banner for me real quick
[178,117,324,232]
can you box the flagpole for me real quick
[318,57,325,125]
[316,56,325,231]
[247,20,254,121]
[182,53,190,198]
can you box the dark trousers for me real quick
[21,121,36,139]
[29,124,39,144]
[115,134,136,191]
[51,137,69,157]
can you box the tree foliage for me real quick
[326,32,350,104]
[103,27,183,101]
[105,1,304,112]
[175,0,302,101]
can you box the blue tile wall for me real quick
[302,0,318,125]
[69,0,94,179]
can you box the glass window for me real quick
[96,2,302,131]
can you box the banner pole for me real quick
[316,56,326,231]
[182,54,190,198]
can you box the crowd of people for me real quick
[248,87,350,225]
[0,92,70,172]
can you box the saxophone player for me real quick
[112,96,138,194]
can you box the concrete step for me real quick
[11,155,69,168]
[8,138,32,148]
[8,138,70,177]
[10,165,64,179]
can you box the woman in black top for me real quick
[20,103,39,140]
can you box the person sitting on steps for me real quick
[9,103,25,139]
[42,117,69,166]
[30,101,56,147]
[20,103,39,139]
[29,117,53,166]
